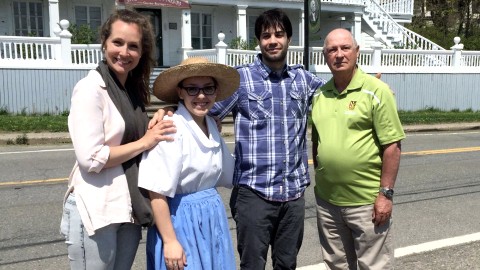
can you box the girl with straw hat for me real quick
[138,57,240,270]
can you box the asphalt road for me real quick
[0,130,479,269]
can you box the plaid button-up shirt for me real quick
[210,55,326,201]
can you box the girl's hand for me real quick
[164,240,187,269]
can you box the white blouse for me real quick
[138,103,234,197]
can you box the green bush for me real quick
[229,37,257,50]
[68,24,97,44]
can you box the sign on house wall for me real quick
[118,0,191,9]
[309,0,321,41]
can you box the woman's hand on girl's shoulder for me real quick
[141,119,176,150]
[148,106,177,129]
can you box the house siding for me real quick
[2,68,479,114]
[315,72,480,111]
[0,68,88,114]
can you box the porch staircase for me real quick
[146,67,169,118]
[362,0,444,50]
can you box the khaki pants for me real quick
[315,196,394,270]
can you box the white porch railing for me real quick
[186,48,217,63]
[462,51,480,67]
[185,33,478,70]
[378,0,413,15]
[1,31,479,70]
[323,0,414,15]
[321,0,413,17]
[321,0,364,4]
[0,19,103,68]
[0,36,58,63]
[71,44,103,65]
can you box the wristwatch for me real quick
[379,187,394,199]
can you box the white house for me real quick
[0,0,441,67]
[1,0,480,114]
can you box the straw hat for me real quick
[153,57,240,104]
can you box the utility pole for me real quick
[303,0,309,71]
[304,0,321,71]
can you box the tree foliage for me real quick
[407,0,480,50]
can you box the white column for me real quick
[353,12,362,46]
[299,9,304,47]
[48,0,59,37]
[181,9,193,60]
[450,36,464,67]
[236,5,248,42]
[215,33,228,65]
[59,19,72,66]
[371,34,383,68]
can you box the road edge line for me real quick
[298,232,480,270]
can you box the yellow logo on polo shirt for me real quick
[348,101,357,110]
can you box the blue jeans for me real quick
[60,193,141,270]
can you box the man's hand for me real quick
[372,194,393,226]
[374,72,397,95]
[212,116,223,132]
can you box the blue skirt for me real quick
[146,188,236,270]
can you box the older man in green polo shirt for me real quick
[311,28,405,269]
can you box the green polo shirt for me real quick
[311,68,405,206]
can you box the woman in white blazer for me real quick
[60,9,176,270]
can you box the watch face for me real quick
[381,188,394,199]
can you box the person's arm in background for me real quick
[209,87,240,120]
[373,141,402,226]
[306,71,327,104]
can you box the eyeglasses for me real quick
[180,86,217,96]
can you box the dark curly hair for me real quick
[100,9,154,105]
[255,9,293,41]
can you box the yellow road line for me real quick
[0,178,68,186]
[309,146,480,162]
[3,146,479,186]
[402,146,480,156]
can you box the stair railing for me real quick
[364,0,443,50]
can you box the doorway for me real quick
[137,9,163,67]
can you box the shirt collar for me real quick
[323,66,366,95]
[254,54,296,81]
[176,103,221,148]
